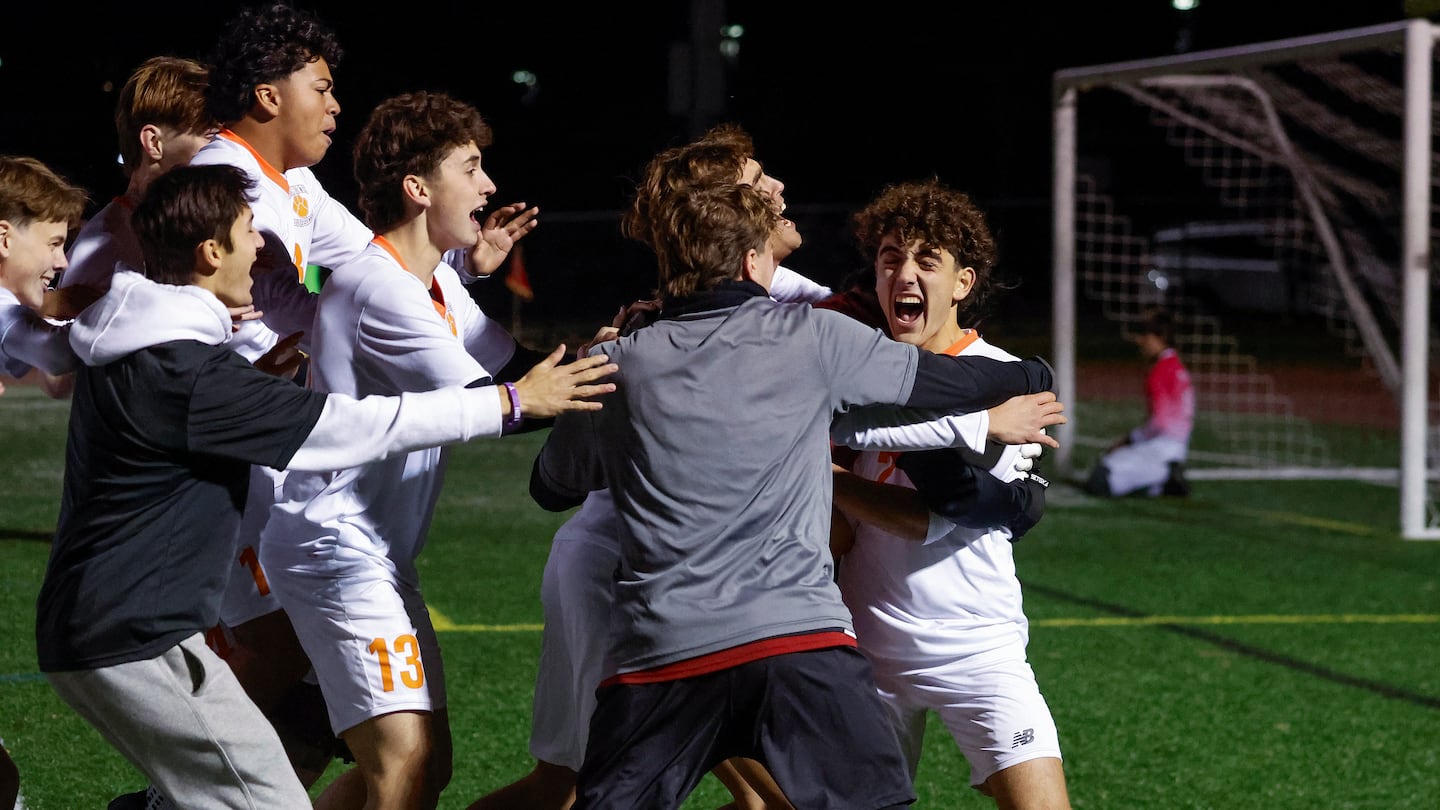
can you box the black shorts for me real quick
[574,646,915,810]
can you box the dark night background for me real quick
[0,0,1420,333]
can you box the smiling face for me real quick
[738,157,802,260]
[0,218,69,310]
[873,232,973,352]
[211,207,263,307]
[271,58,339,170]
[424,141,496,255]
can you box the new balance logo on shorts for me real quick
[1012,728,1035,748]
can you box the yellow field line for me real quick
[1034,614,1440,628]
[430,606,1440,633]
[1228,506,1381,536]
[430,607,542,633]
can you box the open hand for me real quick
[512,344,617,418]
[253,332,306,380]
[228,304,265,333]
[469,203,540,276]
[617,298,660,336]
[987,391,1065,448]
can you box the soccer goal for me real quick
[1051,19,1440,539]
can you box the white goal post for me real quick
[1050,20,1440,539]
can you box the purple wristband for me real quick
[502,382,523,433]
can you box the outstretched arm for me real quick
[289,348,616,472]
[904,352,1055,426]
[833,392,1064,452]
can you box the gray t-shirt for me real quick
[536,290,1033,674]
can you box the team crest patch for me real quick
[290,185,315,228]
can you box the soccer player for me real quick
[259,90,580,810]
[0,153,87,810]
[531,181,1055,809]
[176,7,372,802]
[34,163,615,810]
[471,122,829,810]
[62,56,216,294]
[1084,306,1194,498]
[193,21,548,798]
[0,156,91,398]
[829,178,1072,809]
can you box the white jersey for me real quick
[191,130,372,629]
[0,287,75,378]
[263,241,512,585]
[61,196,141,292]
[837,332,1030,665]
[189,130,371,360]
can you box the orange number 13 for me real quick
[367,634,425,692]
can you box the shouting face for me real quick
[873,232,972,352]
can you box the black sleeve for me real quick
[528,412,605,511]
[188,350,328,469]
[494,342,554,383]
[530,455,588,512]
[897,448,1049,541]
[905,353,1054,411]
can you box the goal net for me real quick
[1050,20,1440,538]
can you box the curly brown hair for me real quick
[352,91,493,233]
[205,2,344,125]
[852,177,999,321]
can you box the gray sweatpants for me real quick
[46,632,310,809]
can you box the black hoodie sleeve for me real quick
[897,448,1049,541]
[904,354,1054,411]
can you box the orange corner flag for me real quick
[505,244,535,302]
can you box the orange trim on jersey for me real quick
[942,329,980,357]
[600,631,856,686]
[373,235,457,337]
[372,234,408,270]
[216,129,289,190]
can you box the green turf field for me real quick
[3,383,1439,809]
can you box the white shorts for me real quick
[1099,436,1186,497]
[528,535,619,770]
[870,641,1062,787]
[219,465,286,628]
[270,569,445,737]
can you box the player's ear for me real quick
[138,124,165,163]
[404,174,428,209]
[195,238,223,276]
[740,248,760,281]
[253,83,282,118]
[953,265,975,303]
